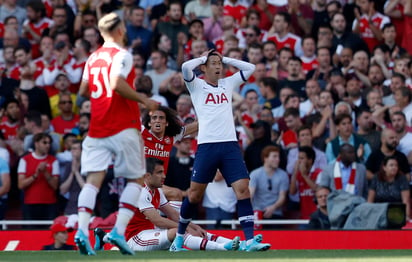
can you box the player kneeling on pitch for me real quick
[94,158,240,251]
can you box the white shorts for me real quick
[81,128,146,179]
[127,229,171,251]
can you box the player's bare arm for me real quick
[142,208,179,229]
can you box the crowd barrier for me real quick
[1,220,412,250]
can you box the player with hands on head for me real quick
[170,49,271,252]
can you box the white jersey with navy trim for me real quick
[182,56,255,144]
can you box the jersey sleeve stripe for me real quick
[240,70,247,82]
[184,74,196,83]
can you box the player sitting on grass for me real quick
[94,158,240,251]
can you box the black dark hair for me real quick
[298,146,316,163]
[146,157,164,174]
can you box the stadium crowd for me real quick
[0,0,412,230]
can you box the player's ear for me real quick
[200,64,206,73]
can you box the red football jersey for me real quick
[83,42,141,138]
[267,33,302,56]
[18,152,59,204]
[0,121,19,141]
[125,186,167,241]
[51,114,80,135]
[297,168,322,219]
[224,3,247,24]
[354,13,390,52]
[300,55,319,74]
[142,128,174,174]
[23,17,53,58]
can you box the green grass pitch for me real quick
[1,250,412,262]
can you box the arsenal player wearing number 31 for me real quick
[74,13,158,256]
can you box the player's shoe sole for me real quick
[93,228,106,251]
[224,236,240,250]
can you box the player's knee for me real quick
[188,191,203,203]
[233,185,250,199]
[164,187,183,201]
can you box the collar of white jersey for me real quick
[102,42,123,49]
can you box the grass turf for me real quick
[1,250,412,262]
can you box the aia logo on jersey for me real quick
[205,93,229,104]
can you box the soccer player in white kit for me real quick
[74,13,158,256]
[170,50,271,251]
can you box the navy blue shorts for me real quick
[191,141,249,185]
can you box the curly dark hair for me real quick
[143,106,183,137]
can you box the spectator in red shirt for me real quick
[22,0,53,59]
[51,94,79,135]
[17,132,59,227]
[289,146,322,221]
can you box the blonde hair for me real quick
[98,13,122,34]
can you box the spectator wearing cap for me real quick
[42,223,75,250]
